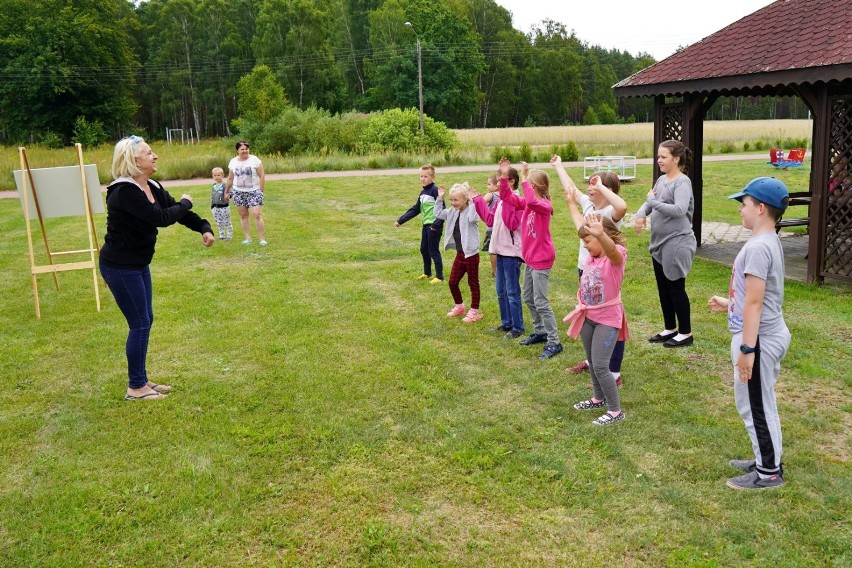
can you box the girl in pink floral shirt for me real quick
[564,214,629,425]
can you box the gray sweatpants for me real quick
[581,319,621,412]
[523,266,559,345]
[731,328,791,476]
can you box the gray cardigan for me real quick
[435,200,480,258]
[635,173,696,280]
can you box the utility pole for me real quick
[405,22,425,135]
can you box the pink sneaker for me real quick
[462,308,483,323]
[447,305,466,317]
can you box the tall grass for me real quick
[1,120,812,191]
[453,119,811,147]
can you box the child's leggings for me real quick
[449,252,480,309]
[579,269,624,372]
[523,266,559,345]
[581,318,621,412]
[212,207,233,238]
[420,225,444,279]
[652,258,691,334]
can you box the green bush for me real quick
[40,131,64,149]
[596,103,618,125]
[491,146,516,162]
[754,140,766,151]
[743,142,751,152]
[534,148,552,162]
[582,108,599,126]
[360,108,457,153]
[560,141,579,162]
[235,106,452,156]
[519,142,532,162]
[239,106,370,156]
[720,142,736,154]
[72,116,108,148]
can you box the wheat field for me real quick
[453,119,811,146]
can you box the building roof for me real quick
[614,0,852,98]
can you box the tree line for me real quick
[0,0,808,145]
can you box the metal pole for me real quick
[416,37,424,134]
[406,22,425,135]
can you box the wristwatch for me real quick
[739,344,759,354]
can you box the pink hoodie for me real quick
[472,178,523,258]
[499,179,555,270]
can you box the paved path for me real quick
[1,153,769,197]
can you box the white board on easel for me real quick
[13,164,104,219]
[13,144,103,319]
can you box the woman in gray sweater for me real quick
[633,140,696,348]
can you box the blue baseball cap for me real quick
[728,177,789,210]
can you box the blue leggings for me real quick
[100,261,153,389]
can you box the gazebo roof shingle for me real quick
[615,0,852,97]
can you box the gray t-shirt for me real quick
[635,174,696,280]
[727,231,786,335]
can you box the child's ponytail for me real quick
[527,170,551,200]
[660,139,692,175]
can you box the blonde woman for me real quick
[100,136,214,401]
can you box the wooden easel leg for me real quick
[32,273,41,319]
[93,268,101,312]
[76,144,101,312]
[22,149,59,291]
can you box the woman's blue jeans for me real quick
[495,255,524,333]
[100,261,153,389]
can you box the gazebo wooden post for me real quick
[683,94,705,247]
[652,95,666,181]
[806,88,830,283]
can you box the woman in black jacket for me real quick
[100,136,214,401]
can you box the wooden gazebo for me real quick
[614,0,852,283]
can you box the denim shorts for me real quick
[232,189,264,208]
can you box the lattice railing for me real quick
[823,95,852,281]
[662,104,684,142]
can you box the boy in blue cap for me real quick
[708,177,792,490]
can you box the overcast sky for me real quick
[493,0,776,60]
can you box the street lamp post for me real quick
[405,21,425,135]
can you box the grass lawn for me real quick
[0,160,848,566]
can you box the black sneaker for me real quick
[538,343,563,359]
[519,333,547,346]
[504,330,523,339]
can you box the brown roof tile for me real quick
[616,0,852,90]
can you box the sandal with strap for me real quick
[573,398,606,410]
[593,411,625,426]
